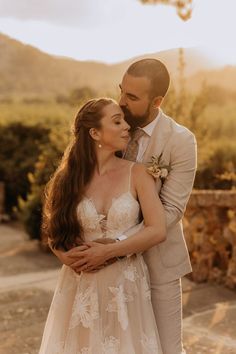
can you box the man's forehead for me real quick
[121,73,151,94]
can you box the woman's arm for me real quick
[105,163,166,257]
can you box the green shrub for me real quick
[18,139,64,240]
[0,122,50,213]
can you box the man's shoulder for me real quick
[162,112,195,140]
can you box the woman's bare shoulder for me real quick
[132,162,153,184]
[132,162,147,174]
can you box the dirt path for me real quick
[0,223,60,354]
[0,223,236,354]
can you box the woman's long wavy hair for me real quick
[43,98,114,250]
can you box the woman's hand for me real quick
[69,241,116,272]
[51,245,89,266]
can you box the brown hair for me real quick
[43,98,114,250]
[127,58,170,98]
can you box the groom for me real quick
[55,59,197,353]
[119,59,196,354]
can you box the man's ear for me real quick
[89,128,100,142]
[152,96,163,108]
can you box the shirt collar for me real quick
[141,109,161,137]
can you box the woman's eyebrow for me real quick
[111,113,122,119]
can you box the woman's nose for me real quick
[124,121,130,131]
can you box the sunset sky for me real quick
[0,0,235,65]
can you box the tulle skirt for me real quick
[39,254,161,353]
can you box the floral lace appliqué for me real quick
[70,286,99,329]
[141,276,151,300]
[106,285,134,330]
[51,340,65,354]
[141,332,159,353]
[102,336,120,354]
[124,264,139,282]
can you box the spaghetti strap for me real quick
[128,162,135,192]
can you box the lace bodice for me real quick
[77,191,140,241]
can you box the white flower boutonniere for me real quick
[146,153,171,182]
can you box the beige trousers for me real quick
[151,278,186,354]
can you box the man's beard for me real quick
[121,105,151,130]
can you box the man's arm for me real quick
[160,131,197,229]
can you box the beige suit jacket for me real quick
[127,111,197,284]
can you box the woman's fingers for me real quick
[70,258,87,269]
[66,245,89,257]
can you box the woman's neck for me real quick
[95,150,118,176]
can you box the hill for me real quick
[0,33,236,98]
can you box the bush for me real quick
[195,141,236,189]
[18,139,64,240]
[0,122,51,213]
[18,189,43,240]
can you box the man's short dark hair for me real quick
[127,58,170,98]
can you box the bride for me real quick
[39,97,166,353]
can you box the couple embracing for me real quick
[39,59,197,354]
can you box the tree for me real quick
[140,0,193,21]
[69,86,96,106]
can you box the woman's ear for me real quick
[89,128,100,141]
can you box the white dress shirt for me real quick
[136,110,161,162]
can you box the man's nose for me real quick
[119,93,126,107]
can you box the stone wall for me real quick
[184,190,236,289]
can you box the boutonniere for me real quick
[146,153,171,182]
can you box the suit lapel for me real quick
[142,111,173,163]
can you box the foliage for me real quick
[163,48,236,190]
[163,88,236,189]
[56,86,97,106]
[195,141,236,190]
[18,140,64,240]
[0,122,51,213]
[0,101,76,127]
[140,0,193,21]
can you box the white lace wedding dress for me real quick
[39,164,161,354]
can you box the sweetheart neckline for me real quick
[83,191,139,220]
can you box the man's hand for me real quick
[69,241,116,272]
